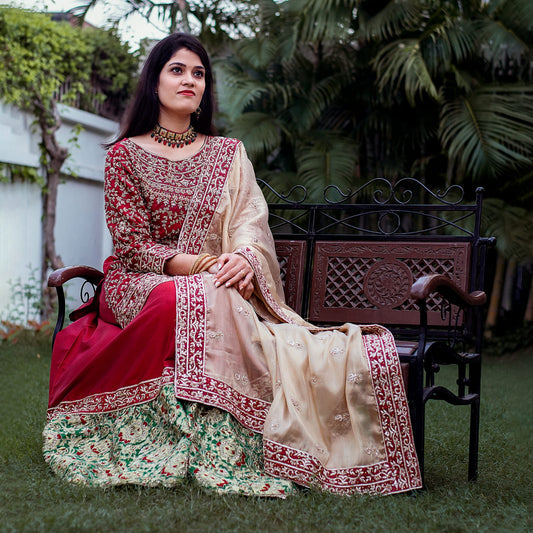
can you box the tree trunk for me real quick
[524,276,533,322]
[485,252,505,333]
[174,0,191,33]
[37,98,68,319]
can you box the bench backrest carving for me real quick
[261,178,494,338]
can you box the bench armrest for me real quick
[48,265,104,347]
[48,265,104,287]
[410,274,486,307]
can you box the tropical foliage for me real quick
[0,7,139,317]
[213,0,533,207]
[73,0,533,205]
[215,30,360,200]
[77,0,271,44]
[4,0,532,323]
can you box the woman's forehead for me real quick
[165,48,204,68]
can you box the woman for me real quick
[43,33,422,496]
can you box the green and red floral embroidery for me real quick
[43,383,294,497]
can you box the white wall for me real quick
[0,103,118,320]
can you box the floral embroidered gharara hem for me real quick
[43,379,295,497]
[43,136,422,496]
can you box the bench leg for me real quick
[468,396,480,482]
[413,401,425,484]
[409,357,426,484]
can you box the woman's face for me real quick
[157,47,206,122]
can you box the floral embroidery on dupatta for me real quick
[177,138,240,255]
[236,246,300,325]
[263,325,422,495]
[173,274,271,432]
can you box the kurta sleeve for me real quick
[104,143,178,274]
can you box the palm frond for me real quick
[476,18,529,64]
[482,198,533,259]
[440,85,533,181]
[450,66,474,92]
[373,39,439,106]
[287,74,345,132]
[236,38,279,70]
[287,0,356,42]
[445,19,478,63]
[420,17,477,75]
[257,0,282,20]
[219,79,273,118]
[490,0,533,41]
[216,61,294,119]
[356,0,423,41]
[226,112,285,160]
[295,132,358,200]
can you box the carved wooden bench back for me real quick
[264,178,492,342]
[275,240,470,325]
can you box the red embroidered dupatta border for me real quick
[177,137,239,255]
[173,274,271,431]
[172,137,274,430]
[264,329,422,495]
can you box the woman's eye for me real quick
[171,66,182,73]
[193,70,204,78]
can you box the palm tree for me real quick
[214,20,360,201]
[75,0,270,45]
[355,0,533,193]
[257,0,531,200]
[351,0,533,326]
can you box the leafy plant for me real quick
[0,6,139,318]
[484,322,533,356]
[0,163,43,186]
[1,266,44,328]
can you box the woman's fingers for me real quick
[239,271,254,290]
[239,278,254,300]
[214,254,253,288]
[213,253,255,299]
[207,262,219,274]
[225,268,250,288]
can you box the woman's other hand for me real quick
[214,253,255,299]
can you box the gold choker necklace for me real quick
[151,123,197,148]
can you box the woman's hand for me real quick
[214,253,255,300]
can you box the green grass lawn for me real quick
[1,332,531,533]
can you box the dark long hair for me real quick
[106,33,215,147]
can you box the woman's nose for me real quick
[182,71,195,85]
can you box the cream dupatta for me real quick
[171,140,422,495]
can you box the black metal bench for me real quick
[49,177,495,485]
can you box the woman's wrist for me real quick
[189,253,218,275]
[164,254,195,276]
[164,253,219,276]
